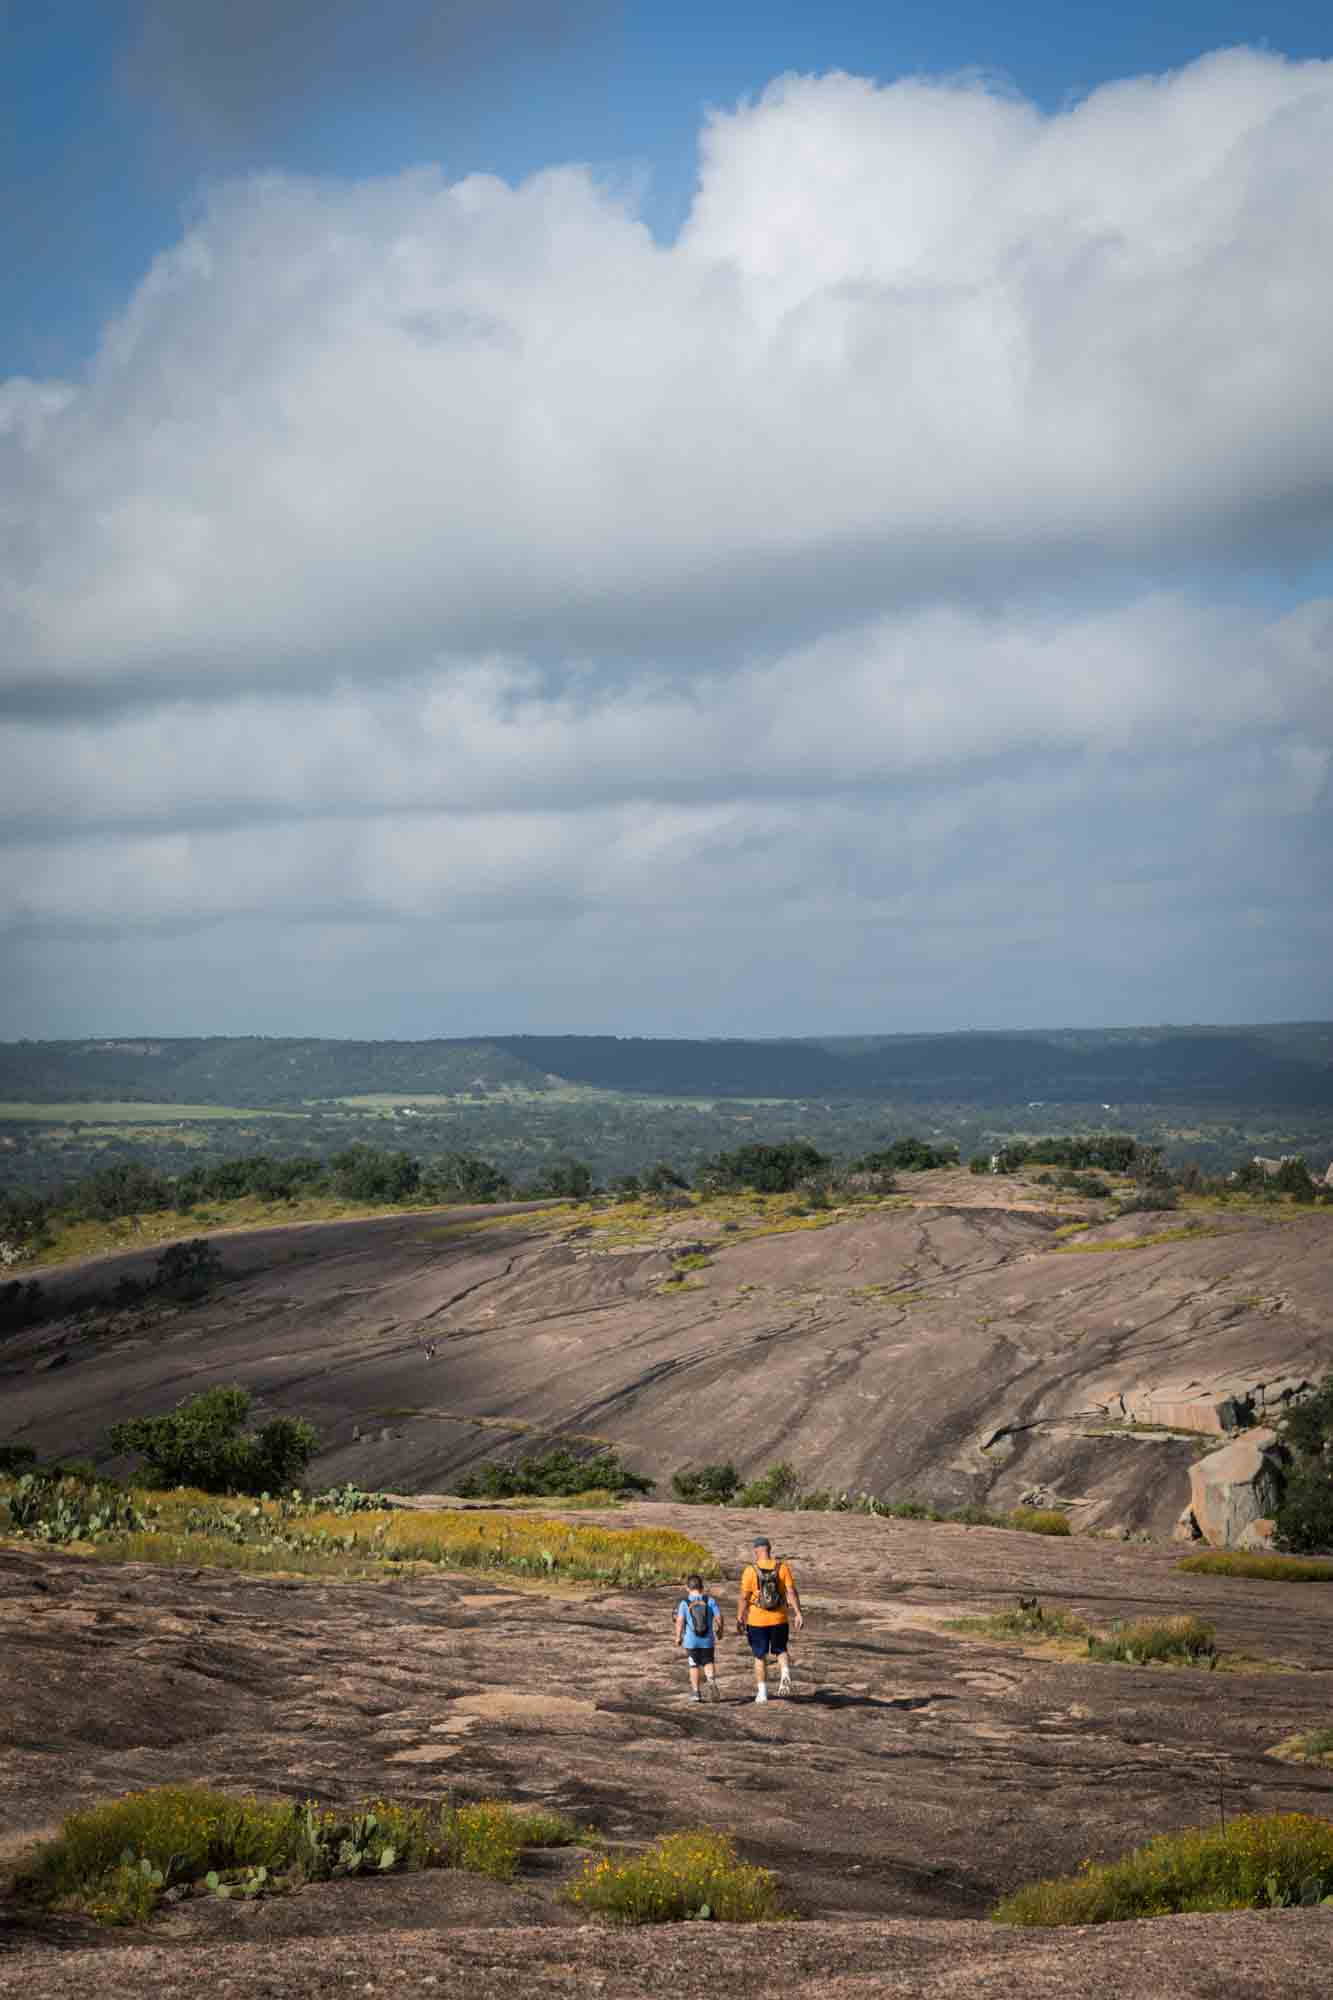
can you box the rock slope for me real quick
[6,1180,1331,1535]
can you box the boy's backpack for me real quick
[686,1596,712,1638]
[755,1562,784,1613]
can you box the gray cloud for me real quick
[121,0,607,152]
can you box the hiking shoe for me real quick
[689,1689,703,1703]
[754,1685,769,1704]
[778,1673,793,1698]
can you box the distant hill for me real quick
[0,1022,1330,1108]
[488,1028,1333,1106]
[0,1037,546,1106]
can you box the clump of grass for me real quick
[13,1786,585,1926]
[1178,1551,1333,1582]
[443,1802,582,1882]
[993,1812,1333,1925]
[566,1830,785,1924]
[1007,1507,1071,1536]
[1271,1728,1333,1767]
[19,1787,293,1905]
[946,1601,1089,1643]
[311,1508,710,1587]
[1085,1614,1216,1666]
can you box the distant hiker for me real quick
[675,1572,723,1703]
[736,1536,803,1703]
[424,1341,437,1360]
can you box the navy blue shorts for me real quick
[684,1647,715,1668]
[746,1623,789,1659]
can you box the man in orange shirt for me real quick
[736,1535,803,1703]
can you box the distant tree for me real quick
[330,1146,421,1203]
[671,1462,740,1504]
[533,1158,595,1200]
[699,1141,829,1193]
[854,1137,956,1174]
[422,1152,511,1204]
[1275,1158,1316,1203]
[1275,1376,1333,1554]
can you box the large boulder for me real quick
[1186,1428,1286,1548]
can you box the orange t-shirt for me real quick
[740,1560,795,1627]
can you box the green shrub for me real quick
[1178,1551,1333,1582]
[853,1138,957,1174]
[1085,1614,1215,1666]
[993,1812,1333,1925]
[947,1502,1010,1527]
[735,1462,802,1508]
[1008,1507,1072,1536]
[566,1830,784,1923]
[1276,1375,1333,1555]
[455,1448,652,1500]
[671,1462,740,1505]
[107,1385,318,1497]
[0,1442,37,1474]
[1116,1187,1179,1214]
[15,1787,295,1919]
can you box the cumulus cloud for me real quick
[2,48,1331,1031]
[5,48,1333,705]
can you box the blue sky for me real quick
[8,1,1333,375]
[1,4,1331,1037]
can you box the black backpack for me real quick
[755,1562,784,1613]
[686,1596,712,1638]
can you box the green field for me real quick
[333,1088,795,1112]
[0,1103,304,1125]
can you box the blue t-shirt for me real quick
[677,1594,720,1649]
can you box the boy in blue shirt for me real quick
[674,1572,723,1702]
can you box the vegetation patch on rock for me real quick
[1268,1728,1333,1768]
[947,1601,1219,1667]
[1178,1551,1333,1582]
[10,1785,586,1927]
[565,1830,785,1924]
[993,1812,1333,1925]
[0,1473,710,1586]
